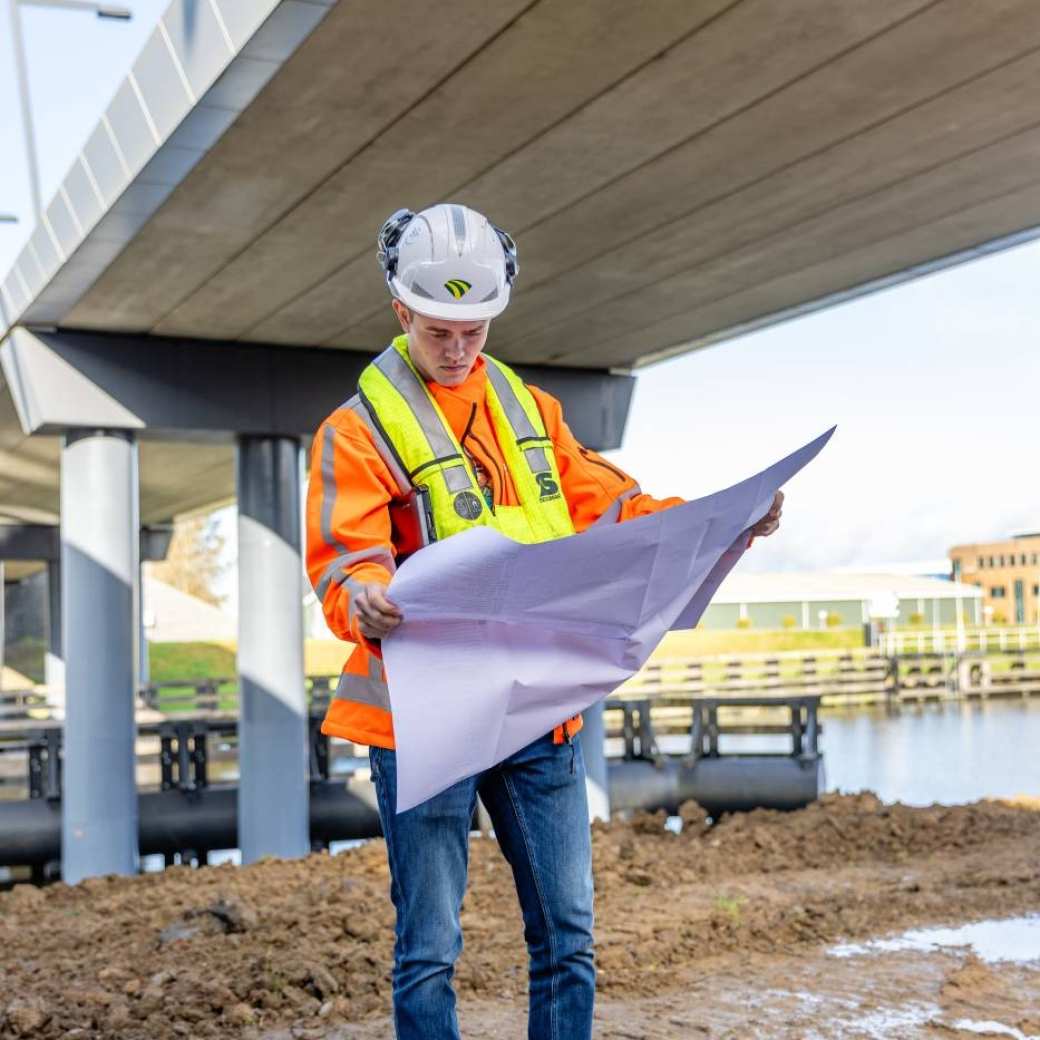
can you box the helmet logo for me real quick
[444,279,472,299]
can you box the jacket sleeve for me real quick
[528,385,685,532]
[305,414,399,647]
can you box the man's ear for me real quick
[392,299,411,332]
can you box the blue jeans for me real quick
[369,732,596,1040]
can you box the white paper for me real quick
[383,427,835,812]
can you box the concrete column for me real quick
[60,430,140,884]
[582,701,610,822]
[44,560,65,716]
[236,435,308,864]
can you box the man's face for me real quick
[393,300,490,387]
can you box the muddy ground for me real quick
[1,792,1038,1039]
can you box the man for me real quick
[306,203,783,1040]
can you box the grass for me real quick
[714,894,746,922]
[656,628,863,656]
[4,638,46,685]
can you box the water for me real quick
[830,916,1040,964]
[649,698,1040,805]
[819,699,1040,805]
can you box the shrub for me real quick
[780,614,798,629]
[825,612,843,628]
[735,617,753,629]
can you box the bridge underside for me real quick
[4,0,1040,374]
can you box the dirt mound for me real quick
[1,794,1038,1039]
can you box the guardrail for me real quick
[879,626,1040,655]
[612,646,1040,705]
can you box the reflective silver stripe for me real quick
[374,347,460,463]
[320,424,345,550]
[523,446,550,473]
[333,660,391,711]
[591,484,642,527]
[485,359,539,440]
[443,463,473,492]
[314,546,396,601]
[345,394,410,496]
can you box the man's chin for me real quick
[436,368,470,386]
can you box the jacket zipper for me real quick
[461,404,504,515]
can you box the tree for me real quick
[148,513,227,607]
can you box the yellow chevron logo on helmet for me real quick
[444,279,472,299]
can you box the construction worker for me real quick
[306,203,783,1040]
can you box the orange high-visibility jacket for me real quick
[305,352,684,750]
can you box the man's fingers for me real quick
[366,586,402,616]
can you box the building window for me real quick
[1020,554,1028,566]
[991,586,1006,598]
[989,556,996,567]
[1034,585,1039,597]
[1031,553,1038,566]
[977,556,985,568]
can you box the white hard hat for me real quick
[377,203,518,321]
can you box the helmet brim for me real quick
[390,278,510,322]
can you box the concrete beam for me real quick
[0,329,634,450]
[0,522,173,563]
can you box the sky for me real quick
[2,2,1037,587]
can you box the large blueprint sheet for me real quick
[383,428,834,812]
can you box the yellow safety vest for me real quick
[358,335,575,545]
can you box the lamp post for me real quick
[5,0,132,223]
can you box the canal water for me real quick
[691,698,1040,806]
[818,699,1040,805]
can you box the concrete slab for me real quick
[585,178,1040,369]
[64,0,534,333]
[486,0,1040,361]
[492,44,1040,361]
[148,0,727,342]
[539,121,1040,365]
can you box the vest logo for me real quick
[453,490,484,520]
[535,472,560,500]
[444,279,472,299]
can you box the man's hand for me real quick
[748,490,784,547]
[355,582,403,640]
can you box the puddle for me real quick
[829,915,1040,964]
[948,1021,1031,1040]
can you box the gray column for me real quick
[583,701,610,822]
[44,560,65,716]
[236,436,308,864]
[60,430,139,884]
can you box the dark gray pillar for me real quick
[583,701,610,822]
[45,560,65,716]
[236,435,308,864]
[60,429,139,884]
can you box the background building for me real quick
[700,571,981,630]
[949,534,1040,625]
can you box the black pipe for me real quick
[0,781,382,867]
[0,757,822,869]
[608,756,823,817]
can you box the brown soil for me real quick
[1,793,1038,1039]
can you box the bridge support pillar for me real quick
[60,429,140,884]
[236,435,309,864]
